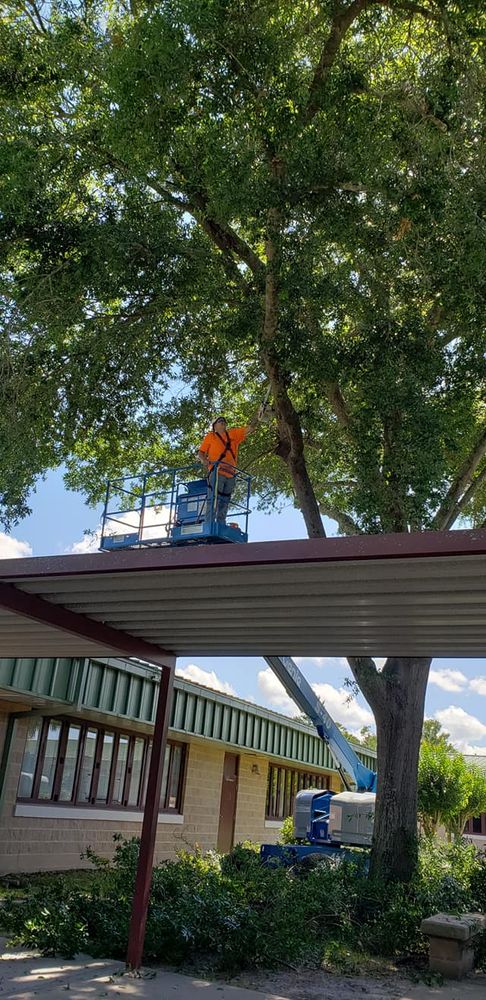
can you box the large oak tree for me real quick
[1,0,485,879]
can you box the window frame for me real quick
[17,715,186,814]
[265,763,329,821]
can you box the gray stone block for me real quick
[421,912,486,979]
[420,912,486,941]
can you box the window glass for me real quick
[159,745,171,808]
[38,721,62,799]
[18,721,42,798]
[96,732,115,803]
[128,738,145,807]
[269,766,278,817]
[16,716,185,815]
[266,766,328,820]
[142,741,152,805]
[167,745,183,810]
[59,725,81,802]
[473,816,482,834]
[78,729,98,802]
[112,736,129,804]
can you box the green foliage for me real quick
[418,743,486,839]
[449,765,486,839]
[359,726,377,751]
[278,816,297,844]
[418,741,472,837]
[422,719,452,749]
[3,835,486,970]
[0,1,485,530]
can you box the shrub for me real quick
[3,835,486,971]
[278,816,297,844]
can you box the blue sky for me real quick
[2,467,486,754]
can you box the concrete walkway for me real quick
[2,940,486,1000]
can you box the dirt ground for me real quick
[233,966,486,999]
[2,937,486,1000]
[234,968,408,999]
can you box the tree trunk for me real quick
[259,175,429,883]
[350,655,431,881]
[261,199,326,539]
[264,365,432,878]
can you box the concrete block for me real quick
[420,912,486,941]
[421,912,486,979]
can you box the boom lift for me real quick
[99,463,377,859]
[261,655,376,862]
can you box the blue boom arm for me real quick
[263,655,377,792]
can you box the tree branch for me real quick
[318,502,361,535]
[438,464,486,531]
[300,309,353,433]
[347,656,387,717]
[142,175,265,278]
[305,0,441,121]
[383,413,409,532]
[325,381,352,430]
[306,0,373,121]
[260,172,326,538]
[17,0,48,34]
[432,425,486,530]
[380,0,440,21]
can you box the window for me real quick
[17,716,186,814]
[266,764,328,821]
[59,725,81,802]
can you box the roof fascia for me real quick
[0,529,486,581]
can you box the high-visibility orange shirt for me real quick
[199,426,249,477]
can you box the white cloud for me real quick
[293,655,386,670]
[0,531,33,559]
[66,506,171,554]
[435,706,486,751]
[429,668,468,693]
[257,669,297,715]
[67,529,102,555]
[469,677,486,697]
[175,663,237,697]
[257,668,374,736]
[294,656,347,670]
[459,745,486,757]
[312,682,374,733]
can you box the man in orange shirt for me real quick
[198,414,260,523]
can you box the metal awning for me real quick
[1,529,486,658]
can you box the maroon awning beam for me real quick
[0,580,173,667]
[126,661,175,969]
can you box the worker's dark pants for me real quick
[215,475,235,523]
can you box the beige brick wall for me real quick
[0,715,339,873]
[176,741,225,854]
[234,754,273,844]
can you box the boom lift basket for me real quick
[100,463,251,550]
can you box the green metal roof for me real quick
[0,656,376,774]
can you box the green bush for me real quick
[3,835,486,971]
[278,816,297,844]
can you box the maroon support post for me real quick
[126,660,175,969]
